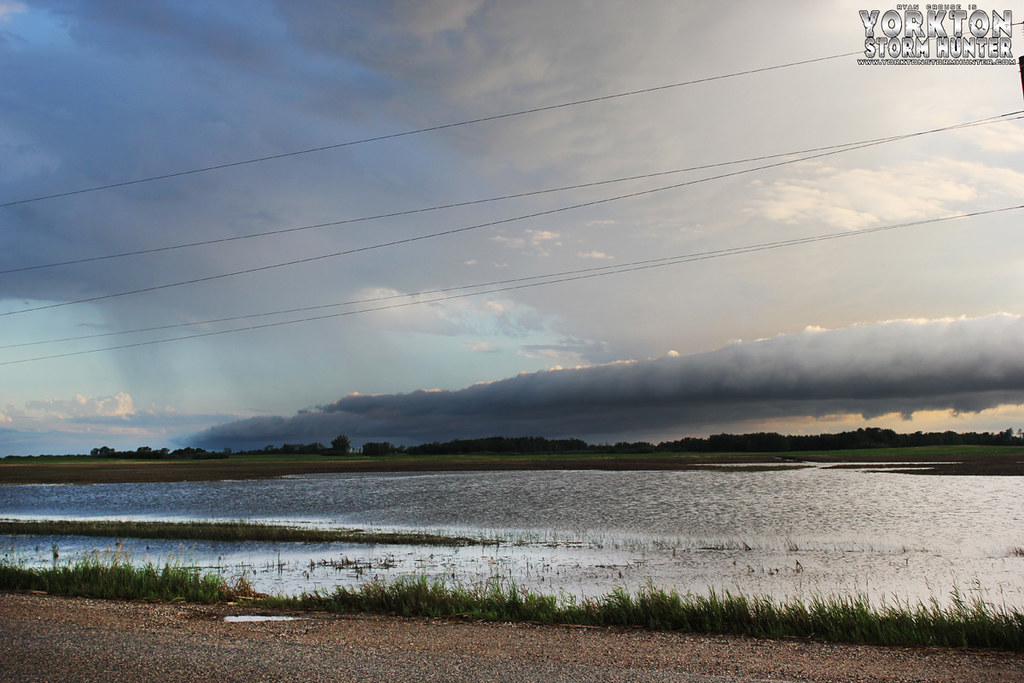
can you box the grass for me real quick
[0,519,489,547]
[0,552,246,603]
[3,555,1023,651]
[271,578,1024,650]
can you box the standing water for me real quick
[2,466,1021,607]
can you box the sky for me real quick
[2,1,1024,454]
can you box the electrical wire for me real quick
[0,51,861,209]
[2,204,1020,366]
[3,109,1017,276]
[0,139,906,274]
[4,111,1021,318]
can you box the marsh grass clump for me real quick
[0,551,238,603]
[269,576,561,623]
[0,519,488,547]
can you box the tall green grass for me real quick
[269,578,1024,651]
[0,553,245,603]
[3,558,1023,650]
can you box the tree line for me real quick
[88,446,228,460]
[654,427,1023,453]
[84,427,1024,459]
[233,427,1024,456]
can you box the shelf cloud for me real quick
[192,313,1024,449]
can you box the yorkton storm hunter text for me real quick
[860,7,1013,59]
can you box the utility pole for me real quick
[1020,55,1024,103]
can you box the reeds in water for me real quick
[272,578,1024,651]
[0,519,486,547]
[3,557,1023,651]
[0,551,251,603]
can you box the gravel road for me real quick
[2,592,1023,682]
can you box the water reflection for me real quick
[1,468,1022,607]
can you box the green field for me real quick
[2,445,1023,484]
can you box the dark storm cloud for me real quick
[191,314,1024,449]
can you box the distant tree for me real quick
[170,447,208,457]
[995,427,1017,445]
[281,442,325,454]
[362,441,396,456]
[942,431,964,446]
[331,435,352,454]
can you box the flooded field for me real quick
[2,466,1022,607]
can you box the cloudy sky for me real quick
[2,1,1024,454]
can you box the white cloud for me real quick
[528,230,560,243]
[24,393,135,420]
[492,235,525,249]
[0,2,25,22]
[493,229,562,255]
[0,394,242,454]
[578,250,612,259]
[463,340,496,352]
[517,345,583,364]
[956,122,1024,154]
[746,160,1024,230]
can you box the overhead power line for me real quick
[0,140,898,275]
[0,51,860,208]
[3,109,1018,276]
[2,204,1019,366]
[2,110,1020,318]
[3,204,1019,352]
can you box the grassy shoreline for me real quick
[2,557,1022,651]
[2,446,1023,484]
[0,519,489,547]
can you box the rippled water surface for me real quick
[2,466,1022,606]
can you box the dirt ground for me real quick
[2,592,1023,682]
